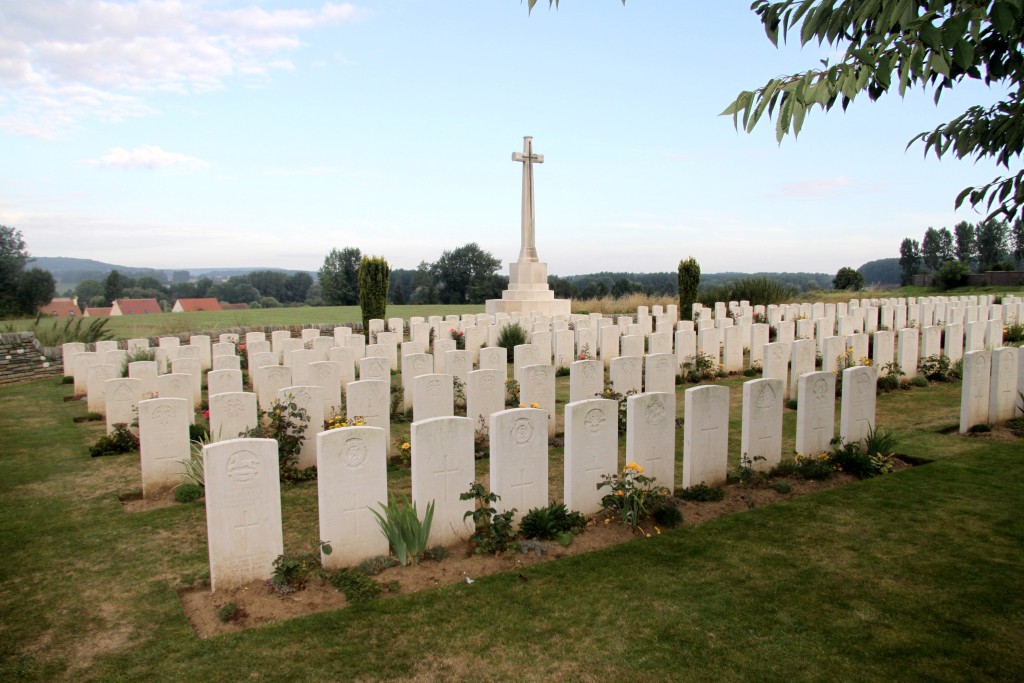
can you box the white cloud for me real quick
[87,145,208,169]
[0,1,362,137]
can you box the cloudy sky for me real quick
[0,1,1011,276]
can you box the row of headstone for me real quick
[959,347,1024,432]
[201,364,879,591]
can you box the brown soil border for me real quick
[180,458,918,639]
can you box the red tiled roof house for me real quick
[111,298,162,316]
[172,298,223,313]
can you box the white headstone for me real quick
[128,360,158,398]
[255,365,292,413]
[490,408,549,522]
[989,347,1018,423]
[789,339,816,399]
[795,371,836,455]
[317,426,389,569]
[212,354,241,372]
[104,377,142,434]
[682,385,729,488]
[209,392,258,442]
[203,438,283,592]
[741,378,783,472]
[626,392,676,488]
[609,356,642,395]
[346,379,390,452]
[466,368,505,427]
[138,397,190,497]
[411,416,474,546]
[413,373,454,423]
[308,361,343,417]
[277,385,325,470]
[156,373,195,424]
[644,353,677,394]
[207,369,243,398]
[519,364,556,437]
[87,363,119,414]
[563,398,618,514]
[569,359,604,404]
[839,366,877,445]
[960,350,991,433]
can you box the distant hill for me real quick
[858,258,901,286]
[34,257,313,286]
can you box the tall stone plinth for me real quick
[486,260,571,317]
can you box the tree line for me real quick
[73,269,316,310]
[0,226,57,317]
[899,219,1024,286]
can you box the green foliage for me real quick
[216,602,245,623]
[899,239,923,286]
[830,441,877,479]
[504,378,520,407]
[16,268,57,316]
[832,266,863,291]
[430,243,504,305]
[919,354,956,382]
[243,398,313,482]
[370,495,434,566]
[677,256,701,320]
[598,384,634,432]
[497,321,528,353]
[680,350,719,383]
[598,462,671,529]
[726,0,1024,222]
[519,502,587,540]
[863,425,899,457]
[676,483,725,502]
[460,483,518,554]
[8,315,113,346]
[120,347,156,377]
[270,542,331,594]
[356,555,400,576]
[318,247,362,306]
[1004,321,1024,343]
[770,480,793,494]
[790,453,835,480]
[173,483,203,504]
[650,502,683,529]
[935,260,971,289]
[331,569,383,604]
[88,424,139,457]
[910,374,930,388]
[697,276,796,307]
[877,361,905,393]
[357,256,391,339]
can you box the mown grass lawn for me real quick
[1,374,1022,682]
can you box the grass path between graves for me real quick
[1,378,1023,682]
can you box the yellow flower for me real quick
[529,402,540,409]
[625,462,645,474]
[645,533,652,538]
[615,490,624,496]
[401,442,410,450]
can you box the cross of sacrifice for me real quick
[512,136,544,263]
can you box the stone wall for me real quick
[0,333,63,386]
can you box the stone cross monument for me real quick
[513,136,543,262]
[486,136,571,317]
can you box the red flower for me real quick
[202,410,210,419]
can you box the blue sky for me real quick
[0,1,1012,276]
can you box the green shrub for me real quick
[89,424,139,457]
[370,496,434,566]
[216,602,245,623]
[934,260,970,289]
[769,480,792,493]
[461,484,518,554]
[1004,321,1024,344]
[910,375,930,388]
[357,555,400,576]
[331,569,383,604]
[678,256,700,321]
[863,425,898,456]
[174,483,203,503]
[519,502,587,540]
[15,315,113,345]
[650,502,683,528]
[270,542,331,594]
[918,354,955,382]
[697,277,796,307]
[792,453,835,480]
[675,483,725,502]
[358,256,390,340]
[120,348,156,377]
[243,398,313,482]
[830,441,876,479]
[497,322,528,354]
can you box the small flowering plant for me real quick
[450,328,466,350]
[325,414,366,430]
[597,462,670,530]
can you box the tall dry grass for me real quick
[571,293,677,315]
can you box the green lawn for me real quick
[1,371,1022,681]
